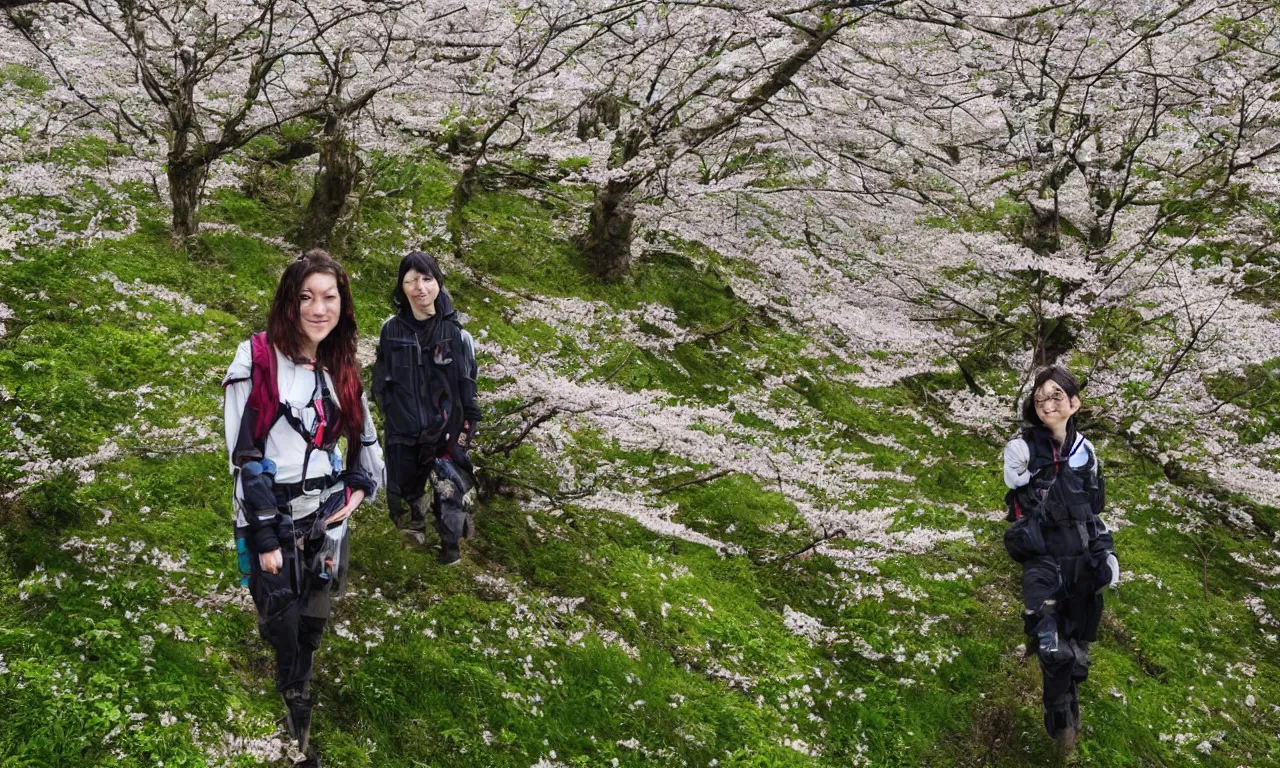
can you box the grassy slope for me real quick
[0,145,1278,768]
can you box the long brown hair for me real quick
[266,249,363,439]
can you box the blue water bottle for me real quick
[235,534,251,587]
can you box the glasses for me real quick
[1034,391,1067,405]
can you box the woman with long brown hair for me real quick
[222,249,384,762]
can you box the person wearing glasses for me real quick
[222,250,384,762]
[1002,365,1120,757]
[372,251,481,566]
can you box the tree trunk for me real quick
[168,156,206,245]
[580,180,636,279]
[1034,315,1076,367]
[453,163,478,211]
[295,116,361,251]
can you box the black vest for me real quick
[1004,429,1099,561]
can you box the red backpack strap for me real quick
[248,332,281,444]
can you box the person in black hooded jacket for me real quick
[372,250,481,565]
[1003,365,1120,758]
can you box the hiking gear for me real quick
[439,539,461,566]
[1003,512,1047,562]
[248,491,344,697]
[307,516,349,592]
[245,333,339,454]
[240,459,285,554]
[299,492,352,598]
[1054,712,1079,761]
[432,454,474,550]
[386,442,477,549]
[1004,427,1117,739]
[1096,553,1120,593]
[371,290,481,451]
[224,335,384,522]
[275,473,339,499]
[241,459,279,513]
[1035,614,1060,656]
[283,688,314,753]
[372,290,479,561]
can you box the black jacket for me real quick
[371,289,480,448]
[1004,427,1114,565]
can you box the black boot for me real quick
[1049,694,1079,762]
[432,459,468,565]
[392,496,429,549]
[439,538,461,566]
[283,688,314,753]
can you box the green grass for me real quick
[1,146,1279,768]
[0,63,50,95]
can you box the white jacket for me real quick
[223,339,385,524]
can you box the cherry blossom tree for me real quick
[5,0,409,244]
[564,0,900,279]
[768,0,1280,380]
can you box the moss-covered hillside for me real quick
[2,128,1279,768]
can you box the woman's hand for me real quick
[259,548,283,574]
[326,489,366,525]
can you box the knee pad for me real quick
[1034,615,1075,665]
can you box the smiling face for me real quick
[298,272,341,354]
[402,268,439,319]
[1033,378,1081,432]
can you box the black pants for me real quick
[1022,555,1103,736]
[386,441,474,543]
[246,515,333,694]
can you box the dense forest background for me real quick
[1,0,1279,766]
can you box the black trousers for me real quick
[385,441,474,543]
[246,514,333,694]
[1022,554,1103,736]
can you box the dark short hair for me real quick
[392,250,446,309]
[1021,365,1082,427]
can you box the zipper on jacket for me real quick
[391,316,428,438]
[411,327,426,436]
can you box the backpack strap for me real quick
[248,333,282,444]
[229,333,285,467]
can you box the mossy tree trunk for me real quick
[167,156,206,246]
[579,179,637,280]
[576,18,847,280]
[294,113,362,251]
